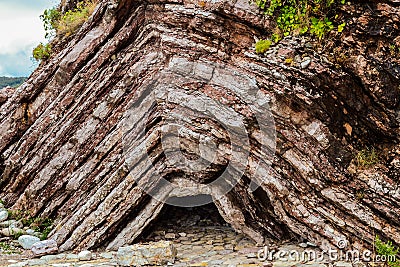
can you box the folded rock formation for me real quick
[0,0,399,252]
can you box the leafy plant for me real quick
[33,1,98,60]
[310,17,334,40]
[32,43,52,61]
[8,209,30,221]
[31,217,54,240]
[12,230,24,240]
[40,8,61,39]
[0,242,18,254]
[254,0,347,50]
[57,1,98,37]
[8,209,54,240]
[375,236,400,267]
[355,147,379,168]
[338,22,346,33]
[255,39,273,53]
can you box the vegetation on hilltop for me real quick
[0,76,26,89]
[33,0,98,61]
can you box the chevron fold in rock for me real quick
[0,0,399,252]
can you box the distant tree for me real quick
[0,76,27,89]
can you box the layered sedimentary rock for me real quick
[0,0,399,252]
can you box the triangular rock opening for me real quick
[138,202,229,243]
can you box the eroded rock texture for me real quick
[0,0,399,252]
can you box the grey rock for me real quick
[31,239,58,257]
[246,252,257,258]
[66,253,79,260]
[0,219,16,227]
[306,241,317,247]
[165,233,176,239]
[18,235,41,249]
[0,210,8,222]
[299,242,308,248]
[2,227,24,237]
[117,241,177,266]
[78,250,93,261]
[99,252,115,259]
[210,259,224,265]
[27,259,47,266]
[10,220,24,229]
[26,229,35,235]
[300,58,311,69]
[40,254,60,261]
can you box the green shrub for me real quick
[39,1,97,38]
[8,209,54,240]
[40,8,61,39]
[254,0,346,48]
[355,147,379,168]
[57,1,97,37]
[255,39,273,53]
[310,17,334,40]
[0,242,18,254]
[375,236,400,267]
[32,43,52,61]
[30,217,54,240]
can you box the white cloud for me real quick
[0,0,57,76]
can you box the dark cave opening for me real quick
[137,201,231,243]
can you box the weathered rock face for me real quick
[0,0,399,252]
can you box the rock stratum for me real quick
[0,0,399,253]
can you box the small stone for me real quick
[32,240,58,257]
[27,259,47,266]
[178,232,187,237]
[305,43,313,49]
[299,242,308,248]
[100,252,114,259]
[78,250,93,261]
[300,58,311,69]
[334,261,353,267]
[66,254,79,260]
[40,255,59,261]
[1,228,12,236]
[306,241,317,247]
[0,219,16,228]
[165,233,176,239]
[10,220,23,229]
[32,232,42,238]
[117,241,177,266]
[247,253,257,258]
[26,229,35,235]
[18,235,41,250]
[0,210,8,222]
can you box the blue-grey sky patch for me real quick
[0,0,58,77]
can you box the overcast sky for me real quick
[0,0,57,77]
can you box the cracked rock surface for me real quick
[0,0,399,254]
